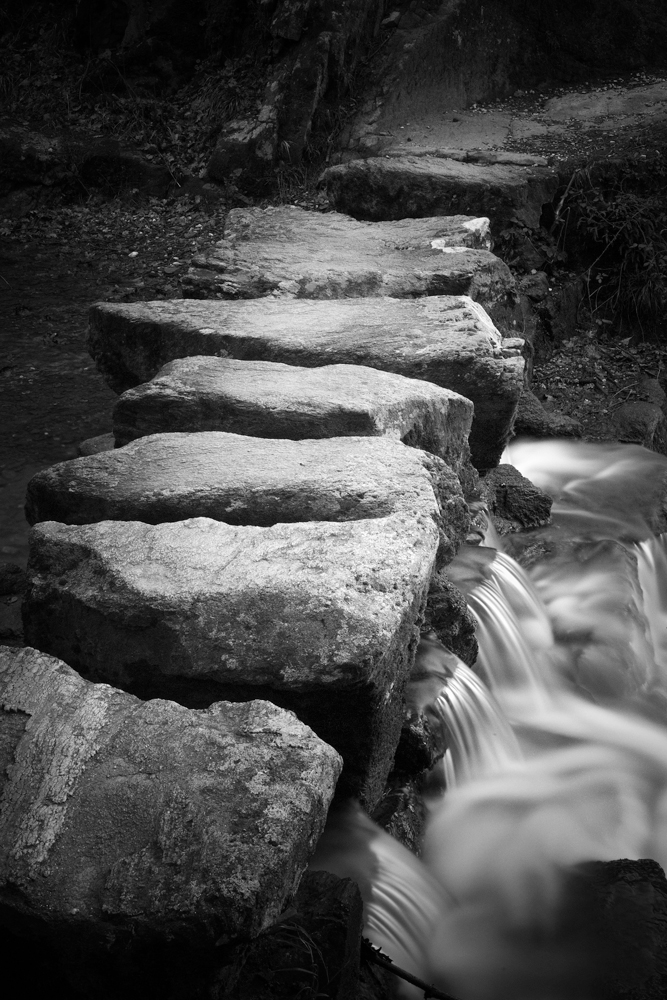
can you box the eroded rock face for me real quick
[112,356,475,489]
[321,155,558,229]
[0,644,341,954]
[88,294,524,470]
[22,512,443,806]
[24,432,469,565]
[180,206,518,329]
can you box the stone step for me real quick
[180,205,518,330]
[0,644,340,958]
[89,295,524,471]
[112,356,475,490]
[25,432,469,565]
[23,509,442,807]
[321,155,558,229]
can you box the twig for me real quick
[550,168,580,234]
[361,939,463,1000]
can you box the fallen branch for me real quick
[361,939,463,1000]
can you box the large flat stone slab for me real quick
[112,357,474,489]
[23,513,440,806]
[321,155,558,229]
[181,205,517,328]
[88,295,525,470]
[0,645,340,951]
[25,432,469,565]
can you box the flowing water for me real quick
[310,438,667,999]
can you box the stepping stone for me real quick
[321,155,559,229]
[180,205,517,329]
[25,432,469,567]
[23,510,443,806]
[0,645,340,950]
[112,356,475,490]
[89,295,525,470]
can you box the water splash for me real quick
[312,439,667,1000]
[407,636,521,788]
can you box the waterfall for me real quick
[311,439,667,999]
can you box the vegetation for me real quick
[553,156,667,339]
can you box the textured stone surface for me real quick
[77,431,115,456]
[513,388,582,439]
[112,356,474,487]
[322,155,558,229]
[22,512,443,805]
[88,295,524,470]
[25,432,469,565]
[479,463,553,535]
[180,205,518,328]
[0,644,341,948]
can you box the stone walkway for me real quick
[2,135,556,989]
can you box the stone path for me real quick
[3,121,550,984]
[339,77,667,216]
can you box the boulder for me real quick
[0,645,341,992]
[180,206,518,331]
[22,511,442,806]
[321,155,558,229]
[613,401,667,456]
[25,432,469,566]
[88,295,524,470]
[513,388,582,438]
[111,356,475,489]
[479,462,553,534]
[424,570,478,666]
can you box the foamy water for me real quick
[310,439,667,999]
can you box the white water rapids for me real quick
[310,439,667,999]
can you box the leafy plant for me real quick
[552,157,667,339]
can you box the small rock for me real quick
[480,462,553,533]
[519,270,550,302]
[612,400,667,455]
[513,388,582,438]
[76,431,115,457]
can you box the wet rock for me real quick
[77,431,115,456]
[480,463,553,534]
[370,771,428,855]
[559,858,667,1000]
[612,401,667,455]
[612,380,667,456]
[180,205,517,328]
[0,644,341,996]
[25,432,469,566]
[88,294,524,471]
[425,570,478,666]
[513,388,582,438]
[321,155,558,229]
[22,509,441,807]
